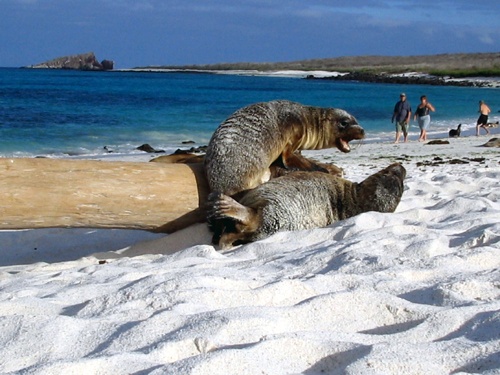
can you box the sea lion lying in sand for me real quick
[207,162,406,249]
[204,100,365,197]
[481,138,500,147]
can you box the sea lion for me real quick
[207,162,406,248]
[481,138,500,147]
[449,124,461,138]
[204,100,365,197]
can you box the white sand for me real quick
[1,134,499,374]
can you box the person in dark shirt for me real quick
[414,95,436,142]
[392,93,412,143]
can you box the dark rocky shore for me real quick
[305,71,498,88]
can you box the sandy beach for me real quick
[0,133,499,374]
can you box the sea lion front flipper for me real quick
[280,148,328,172]
[312,160,344,177]
[271,151,343,177]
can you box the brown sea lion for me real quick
[481,138,500,147]
[204,100,365,197]
[207,163,406,248]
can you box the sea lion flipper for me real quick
[281,148,325,172]
[207,192,260,248]
[273,151,343,177]
[209,193,255,224]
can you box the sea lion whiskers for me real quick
[350,138,364,151]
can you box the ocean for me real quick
[1,68,499,158]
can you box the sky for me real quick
[1,0,499,69]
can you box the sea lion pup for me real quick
[449,124,462,138]
[204,100,365,197]
[207,162,406,249]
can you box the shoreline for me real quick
[47,131,498,167]
[118,67,500,88]
[17,64,500,88]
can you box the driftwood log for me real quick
[0,158,209,232]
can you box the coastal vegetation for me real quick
[429,68,500,78]
[140,52,500,77]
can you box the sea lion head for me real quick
[357,162,406,213]
[316,108,365,153]
[332,109,365,153]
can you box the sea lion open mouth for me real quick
[337,137,352,153]
[337,126,365,153]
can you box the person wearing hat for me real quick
[392,93,412,143]
[476,100,491,136]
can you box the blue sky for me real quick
[1,0,499,68]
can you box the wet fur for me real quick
[449,124,462,138]
[208,163,406,248]
[204,100,364,196]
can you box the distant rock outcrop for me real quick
[26,52,114,71]
[136,144,165,153]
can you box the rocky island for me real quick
[26,52,114,71]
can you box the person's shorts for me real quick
[477,114,488,125]
[418,115,431,130]
[396,121,408,133]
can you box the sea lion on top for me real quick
[204,100,365,197]
[207,163,406,249]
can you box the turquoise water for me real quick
[0,68,498,157]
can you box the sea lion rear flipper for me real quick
[207,192,260,248]
[208,193,253,222]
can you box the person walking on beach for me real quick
[414,95,435,142]
[476,100,491,136]
[392,93,411,143]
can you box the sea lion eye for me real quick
[340,120,350,128]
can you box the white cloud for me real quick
[478,33,495,45]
